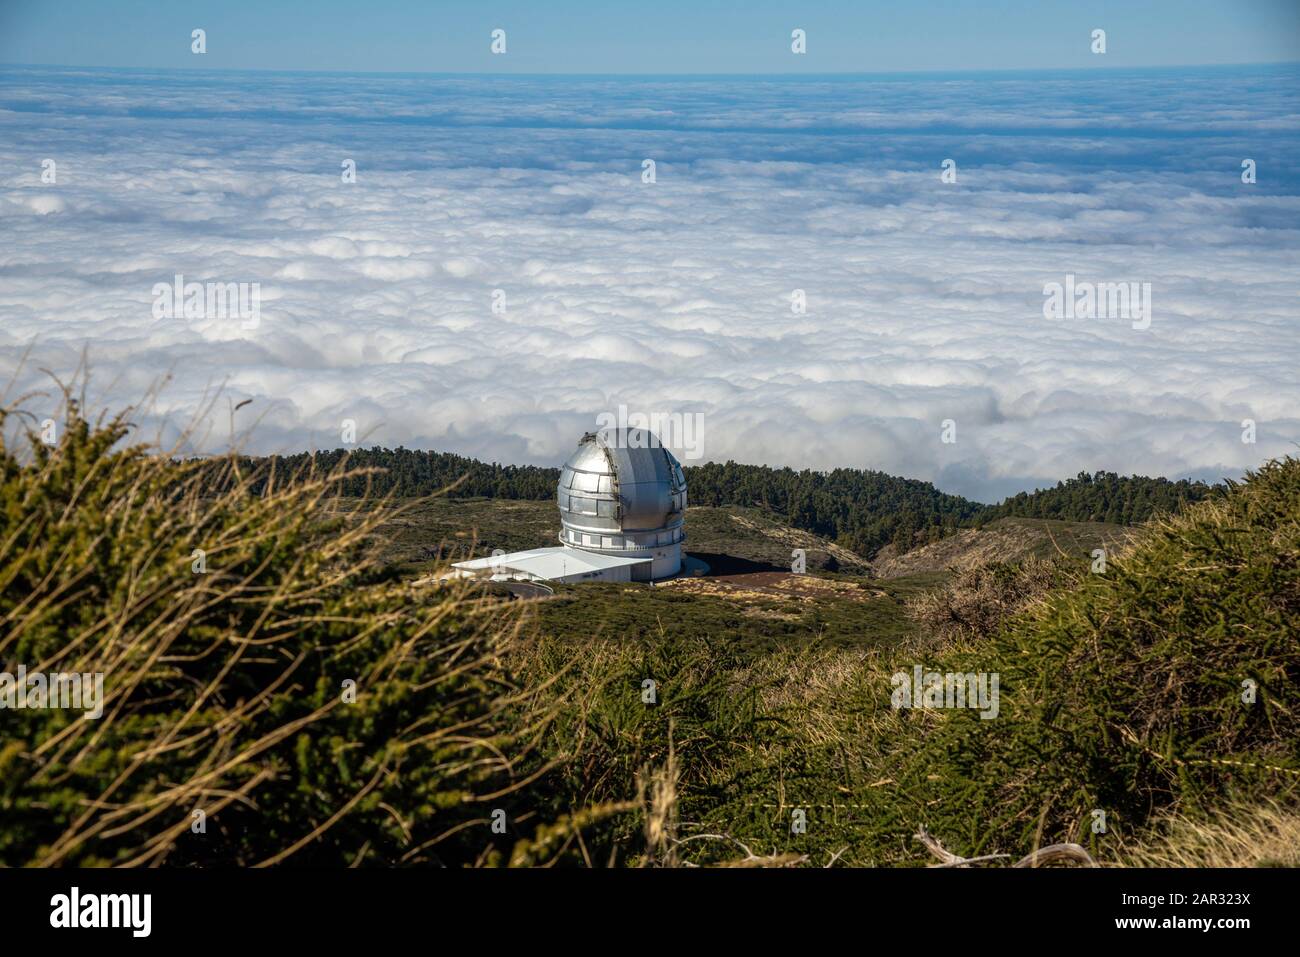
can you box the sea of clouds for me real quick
[1,64,1297,500]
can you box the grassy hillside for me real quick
[4,399,1293,868]
[363,498,1124,659]
[366,496,561,574]
[871,516,1130,578]
[516,457,1299,865]
[532,574,940,656]
[363,497,874,578]
[224,446,1215,562]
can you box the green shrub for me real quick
[523,458,1300,865]
[0,400,549,866]
[6,394,1294,868]
[896,457,1300,857]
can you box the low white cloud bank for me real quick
[1,65,1297,501]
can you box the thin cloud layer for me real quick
[1,65,1297,500]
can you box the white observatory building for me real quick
[449,428,689,584]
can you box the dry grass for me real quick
[905,556,1066,647]
[1,379,562,867]
[1120,801,1300,868]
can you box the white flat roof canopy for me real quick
[453,546,649,580]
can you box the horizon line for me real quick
[4,59,1299,80]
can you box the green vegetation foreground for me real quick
[1,402,1295,866]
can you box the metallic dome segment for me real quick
[556,428,687,579]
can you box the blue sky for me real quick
[2,0,1298,74]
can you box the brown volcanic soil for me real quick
[661,570,884,603]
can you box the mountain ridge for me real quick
[224,446,1219,560]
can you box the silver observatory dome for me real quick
[556,428,687,580]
